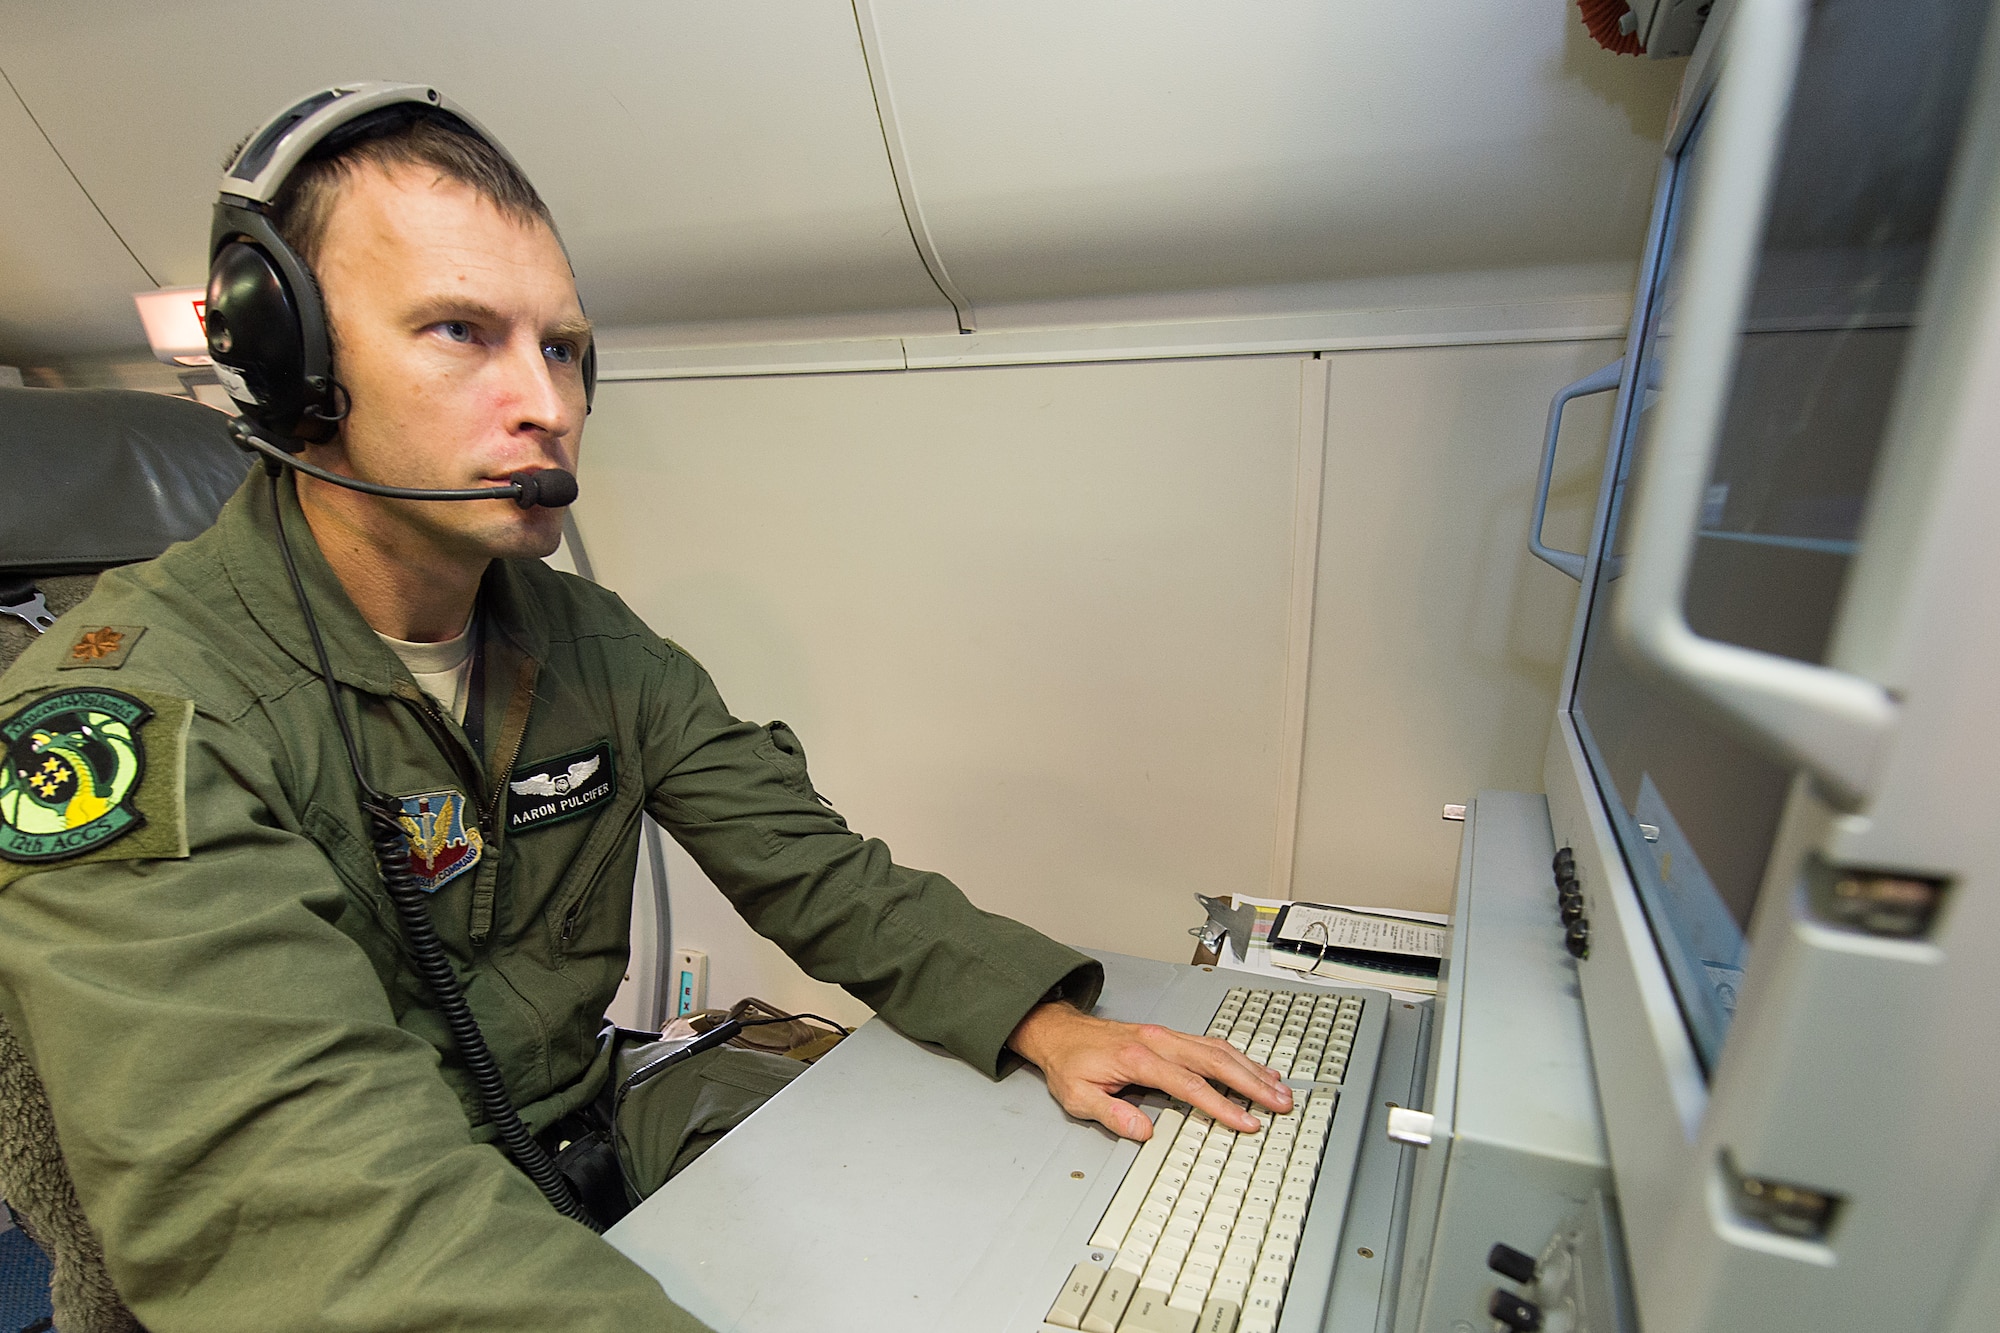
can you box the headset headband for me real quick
[217,82,525,207]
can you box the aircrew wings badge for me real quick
[506,740,615,834]
[0,688,151,862]
[394,789,483,892]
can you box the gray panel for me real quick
[605,950,1411,1333]
[1397,792,1612,1333]
[604,949,1179,1332]
[1319,997,1432,1333]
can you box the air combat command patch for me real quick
[394,789,483,892]
[0,688,152,862]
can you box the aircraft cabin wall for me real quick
[0,2,1678,1024]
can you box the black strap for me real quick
[0,573,37,606]
[461,605,488,759]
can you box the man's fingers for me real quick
[1066,1085,1157,1141]
[1151,1030,1294,1115]
[1126,1047,1266,1133]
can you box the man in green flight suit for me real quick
[0,91,1289,1332]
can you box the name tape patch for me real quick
[507,740,615,834]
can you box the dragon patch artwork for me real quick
[506,740,615,834]
[394,789,483,892]
[0,689,152,862]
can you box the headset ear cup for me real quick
[208,239,334,446]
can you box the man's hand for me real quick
[1005,1001,1293,1140]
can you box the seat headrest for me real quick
[0,387,251,574]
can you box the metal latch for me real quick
[0,586,55,635]
[1192,893,1259,962]
[1387,1107,1435,1147]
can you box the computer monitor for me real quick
[1543,0,2000,1328]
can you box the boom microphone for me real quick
[229,416,578,508]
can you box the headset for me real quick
[206,82,589,508]
[209,83,598,1226]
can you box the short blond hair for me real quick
[268,111,558,276]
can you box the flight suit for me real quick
[0,470,1104,1333]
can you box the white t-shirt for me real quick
[378,621,476,723]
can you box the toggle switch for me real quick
[1488,1288,1544,1332]
[1565,920,1590,959]
[1486,1242,1538,1285]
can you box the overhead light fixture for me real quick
[134,286,212,366]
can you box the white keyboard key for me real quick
[1197,1298,1240,1333]
[1068,989,1368,1333]
[1120,1287,1198,1333]
[1082,1265,1139,1332]
[1048,1262,1106,1328]
[1091,1108,1185,1249]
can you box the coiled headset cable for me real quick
[266,463,596,1230]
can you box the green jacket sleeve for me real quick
[640,643,1103,1078]
[0,699,706,1333]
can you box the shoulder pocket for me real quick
[754,721,830,807]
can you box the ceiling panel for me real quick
[0,0,1684,362]
[0,0,951,359]
[0,75,153,363]
[863,0,1683,307]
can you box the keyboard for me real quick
[1041,988,1370,1333]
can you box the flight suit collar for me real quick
[217,466,551,696]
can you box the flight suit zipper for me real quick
[554,799,640,958]
[482,721,528,837]
[398,679,531,949]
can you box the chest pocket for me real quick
[501,737,639,961]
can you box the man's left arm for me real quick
[637,638,1289,1136]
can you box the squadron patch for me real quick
[0,688,152,862]
[395,789,484,892]
[506,740,615,834]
